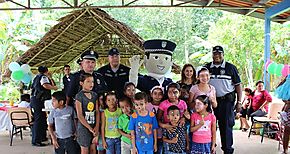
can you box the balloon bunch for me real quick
[265,60,289,77]
[9,62,33,84]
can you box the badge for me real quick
[90,51,94,55]
[220,69,225,75]
[87,102,94,111]
[161,41,167,48]
[97,79,100,84]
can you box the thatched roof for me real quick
[17,8,180,73]
[18,8,144,69]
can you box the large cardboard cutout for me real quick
[129,39,176,94]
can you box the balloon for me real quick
[11,70,24,81]
[9,62,20,72]
[282,65,290,77]
[275,64,284,76]
[265,60,272,69]
[21,73,31,84]
[267,63,277,74]
[0,52,4,62]
[21,64,31,73]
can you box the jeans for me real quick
[105,137,121,154]
[31,96,47,144]
[168,152,186,154]
[155,139,163,154]
[138,150,154,154]
[55,137,79,154]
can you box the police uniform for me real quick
[62,73,71,95]
[205,46,241,154]
[66,50,108,106]
[136,40,176,95]
[97,48,130,98]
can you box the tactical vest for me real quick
[31,74,51,101]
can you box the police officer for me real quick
[31,66,58,146]
[129,39,176,95]
[97,48,130,98]
[62,65,71,94]
[66,50,108,106]
[205,46,242,154]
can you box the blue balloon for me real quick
[9,62,21,72]
[21,73,31,84]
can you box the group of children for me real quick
[48,72,216,154]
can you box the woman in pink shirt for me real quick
[190,95,216,154]
[189,67,217,112]
[248,81,272,121]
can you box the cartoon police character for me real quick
[129,39,176,94]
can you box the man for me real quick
[97,48,130,98]
[205,46,242,154]
[129,39,175,94]
[62,65,71,95]
[31,66,58,146]
[66,50,108,106]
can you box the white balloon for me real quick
[21,64,31,73]
[9,62,21,72]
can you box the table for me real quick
[0,105,13,131]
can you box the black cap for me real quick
[212,46,224,53]
[38,66,48,73]
[81,50,98,60]
[143,39,176,55]
[108,48,120,56]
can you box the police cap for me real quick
[81,50,98,60]
[144,39,176,55]
[108,48,120,56]
[212,46,224,53]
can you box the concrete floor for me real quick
[0,129,283,154]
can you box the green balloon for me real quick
[267,63,277,74]
[275,64,284,76]
[11,70,24,81]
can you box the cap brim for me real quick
[82,56,96,60]
[212,50,223,53]
[108,53,120,56]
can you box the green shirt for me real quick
[104,108,122,138]
[117,113,131,144]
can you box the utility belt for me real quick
[217,91,235,101]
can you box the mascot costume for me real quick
[129,39,176,94]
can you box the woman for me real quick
[177,64,196,103]
[188,67,217,112]
[248,81,272,121]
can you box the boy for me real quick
[129,92,158,154]
[118,97,134,154]
[48,91,78,154]
[18,94,30,108]
[163,105,189,154]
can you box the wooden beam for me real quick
[174,0,196,6]
[7,0,27,8]
[206,0,214,6]
[79,0,89,7]
[125,0,139,6]
[27,9,88,64]
[245,0,271,16]
[61,0,73,8]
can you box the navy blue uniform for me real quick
[62,74,71,95]
[137,75,172,95]
[67,70,108,105]
[205,61,241,154]
[97,64,130,98]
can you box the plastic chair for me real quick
[248,102,284,143]
[8,107,33,146]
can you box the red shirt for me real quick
[251,90,272,112]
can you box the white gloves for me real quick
[129,55,143,86]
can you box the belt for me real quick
[217,91,235,100]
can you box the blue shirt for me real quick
[128,111,158,152]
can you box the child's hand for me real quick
[200,119,205,126]
[52,138,60,149]
[184,111,190,119]
[154,143,157,152]
[124,134,132,139]
[132,146,138,154]
[92,136,99,144]
[102,140,107,149]
[171,135,178,144]
[164,124,175,133]
[179,117,186,126]
[211,144,216,154]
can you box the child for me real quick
[239,88,253,131]
[190,95,216,154]
[147,86,164,154]
[75,73,99,154]
[18,94,30,108]
[118,97,134,154]
[163,105,189,154]
[101,91,122,154]
[48,91,78,154]
[275,75,290,154]
[129,92,158,154]
[124,82,136,100]
[157,83,188,131]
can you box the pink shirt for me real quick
[252,90,272,112]
[189,84,216,100]
[146,103,159,114]
[191,112,216,143]
[159,99,187,123]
